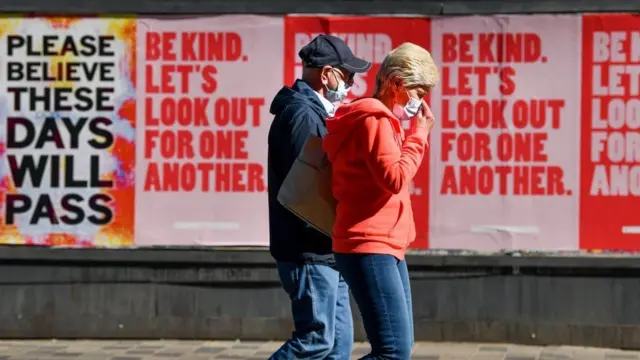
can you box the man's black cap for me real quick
[299,34,372,74]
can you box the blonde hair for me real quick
[373,42,440,97]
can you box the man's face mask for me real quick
[324,69,350,103]
[392,90,421,121]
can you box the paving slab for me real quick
[0,340,638,359]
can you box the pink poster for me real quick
[134,16,283,245]
[429,15,582,251]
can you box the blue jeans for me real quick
[270,262,353,360]
[335,254,414,360]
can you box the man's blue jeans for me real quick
[335,253,414,360]
[270,262,353,360]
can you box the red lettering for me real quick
[177,32,243,61]
[199,163,214,191]
[440,165,458,194]
[494,166,510,195]
[198,130,249,160]
[443,66,492,96]
[498,67,516,96]
[145,32,176,61]
[182,32,197,60]
[442,33,473,62]
[440,165,567,196]
[512,99,565,129]
[478,33,542,63]
[548,100,565,129]
[154,130,194,159]
[145,64,195,94]
[547,166,567,195]
[248,163,266,192]
[214,97,265,127]
[144,129,159,158]
[442,99,455,128]
[144,162,161,191]
[496,133,548,162]
[457,66,473,95]
[442,34,457,62]
[143,162,265,193]
[146,32,162,61]
[530,166,545,195]
[201,65,218,93]
[146,97,210,127]
[446,99,508,129]
[441,132,456,161]
[459,33,473,62]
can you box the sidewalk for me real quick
[0,340,638,360]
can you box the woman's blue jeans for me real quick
[335,253,414,360]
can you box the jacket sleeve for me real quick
[288,108,325,159]
[359,115,428,194]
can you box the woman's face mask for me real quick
[324,69,350,103]
[392,90,422,121]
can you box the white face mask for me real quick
[324,69,350,103]
[392,91,421,121]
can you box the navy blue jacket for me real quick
[267,79,334,266]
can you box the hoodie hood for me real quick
[270,79,328,119]
[323,98,400,163]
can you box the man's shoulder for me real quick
[278,100,325,123]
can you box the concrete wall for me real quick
[2,246,640,349]
[0,0,637,14]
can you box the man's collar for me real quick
[312,91,336,116]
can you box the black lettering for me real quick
[88,117,114,149]
[60,36,80,57]
[97,36,115,56]
[6,117,34,148]
[7,88,28,112]
[7,155,47,187]
[60,194,84,225]
[64,155,87,188]
[7,35,25,56]
[30,194,57,225]
[4,194,31,224]
[7,62,23,81]
[61,117,88,149]
[74,87,93,111]
[90,155,113,188]
[88,194,113,225]
[78,35,97,56]
[95,88,115,111]
[100,62,115,82]
[35,120,65,149]
[41,35,57,56]
[6,88,115,112]
[19,35,116,57]
[27,62,42,81]
[50,155,61,188]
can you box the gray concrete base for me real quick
[1,246,640,349]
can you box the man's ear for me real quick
[320,66,333,84]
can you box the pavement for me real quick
[0,340,639,360]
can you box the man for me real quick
[267,35,371,359]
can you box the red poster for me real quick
[580,14,640,250]
[284,16,432,249]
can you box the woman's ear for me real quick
[393,77,403,91]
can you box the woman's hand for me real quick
[411,100,435,132]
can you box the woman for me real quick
[322,42,439,359]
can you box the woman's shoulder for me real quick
[342,97,395,121]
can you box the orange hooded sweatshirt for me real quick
[323,98,429,260]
